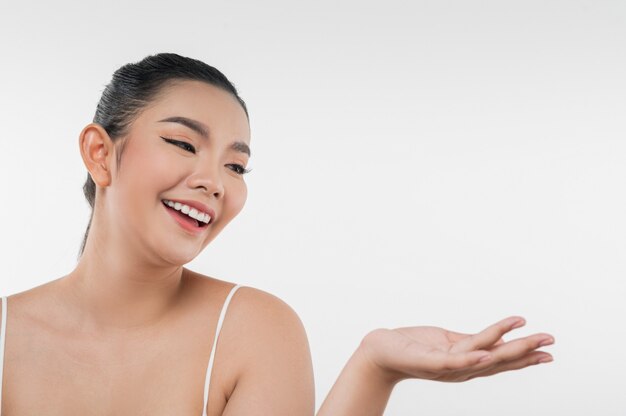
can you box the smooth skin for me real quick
[0,80,553,415]
[319,316,554,415]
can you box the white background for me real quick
[1,1,624,414]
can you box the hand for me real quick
[358,316,554,384]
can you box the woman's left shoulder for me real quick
[185,268,307,340]
[194,275,315,413]
[226,285,308,344]
[180,269,315,412]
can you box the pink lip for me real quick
[163,203,205,234]
[162,198,216,223]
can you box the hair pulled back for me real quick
[79,53,248,258]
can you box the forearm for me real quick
[316,346,398,416]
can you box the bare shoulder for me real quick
[217,285,315,415]
[187,268,306,338]
[0,277,66,327]
[222,285,311,362]
[186,269,311,363]
[230,286,305,331]
[186,269,315,413]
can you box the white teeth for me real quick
[163,199,211,224]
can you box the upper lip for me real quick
[163,198,216,223]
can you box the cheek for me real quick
[203,183,247,246]
[216,181,247,228]
[119,146,180,194]
[227,182,248,218]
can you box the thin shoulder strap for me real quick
[202,284,242,415]
[0,296,7,415]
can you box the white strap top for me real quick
[202,284,241,415]
[0,284,242,416]
[0,295,6,415]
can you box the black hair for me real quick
[78,53,248,258]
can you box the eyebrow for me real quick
[158,116,251,157]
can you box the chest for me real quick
[0,306,232,415]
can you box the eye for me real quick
[161,137,196,154]
[227,164,252,175]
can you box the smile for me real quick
[162,199,211,232]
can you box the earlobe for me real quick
[79,123,114,187]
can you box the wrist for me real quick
[356,331,404,388]
[317,334,399,416]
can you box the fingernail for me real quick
[539,338,554,347]
[511,319,525,329]
[537,356,553,364]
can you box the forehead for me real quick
[139,80,250,143]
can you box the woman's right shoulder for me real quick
[0,294,5,327]
[0,280,58,324]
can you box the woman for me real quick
[0,53,554,415]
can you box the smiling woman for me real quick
[0,53,554,416]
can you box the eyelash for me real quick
[161,137,251,176]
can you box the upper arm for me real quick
[221,288,315,416]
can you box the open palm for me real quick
[359,316,554,383]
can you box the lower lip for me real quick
[162,201,207,235]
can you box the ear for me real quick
[78,123,116,187]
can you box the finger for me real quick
[416,349,493,373]
[489,333,555,362]
[466,351,554,380]
[446,332,504,346]
[465,332,554,372]
[451,316,526,353]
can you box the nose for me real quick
[186,162,225,199]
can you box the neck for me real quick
[61,221,187,335]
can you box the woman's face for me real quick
[102,80,251,265]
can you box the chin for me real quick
[159,247,203,267]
